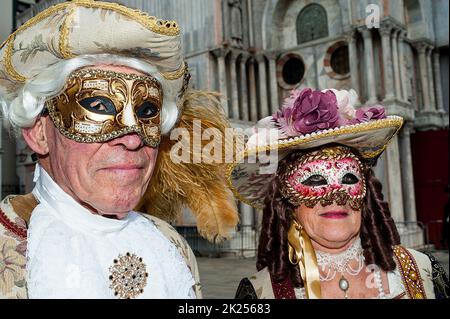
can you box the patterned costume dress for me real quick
[0,194,202,299]
[235,247,449,299]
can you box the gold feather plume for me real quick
[135,90,239,243]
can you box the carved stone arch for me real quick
[262,0,291,49]
[296,3,329,44]
[404,0,422,24]
[263,0,341,50]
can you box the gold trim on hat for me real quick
[4,39,27,82]
[161,62,187,80]
[59,6,76,59]
[226,116,404,209]
[3,3,72,81]
[69,0,180,36]
[2,0,181,82]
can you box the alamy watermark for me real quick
[366,4,381,29]
[169,120,279,174]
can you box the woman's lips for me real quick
[319,211,349,219]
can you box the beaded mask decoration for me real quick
[45,68,162,147]
[280,146,367,210]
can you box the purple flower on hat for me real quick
[354,105,386,123]
[322,88,358,125]
[274,88,340,136]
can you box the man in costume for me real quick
[228,88,449,299]
[0,0,238,298]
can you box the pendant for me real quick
[338,275,349,299]
[109,252,148,299]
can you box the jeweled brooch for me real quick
[108,252,148,299]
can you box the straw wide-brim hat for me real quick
[227,94,403,210]
[0,0,188,104]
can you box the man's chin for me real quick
[94,199,141,218]
[100,211,130,220]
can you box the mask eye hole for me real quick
[342,173,359,185]
[136,101,159,119]
[78,96,116,115]
[301,174,328,187]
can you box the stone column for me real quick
[239,201,257,255]
[399,122,418,224]
[255,53,269,118]
[379,23,395,101]
[385,134,405,224]
[361,28,377,104]
[433,51,445,112]
[398,30,408,102]
[426,47,436,111]
[230,50,240,120]
[346,29,361,104]
[239,52,250,121]
[415,42,431,111]
[212,48,230,116]
[239,201,254,226]
[392,29,402,101]
[266,51,280,114]
[248,58,258,122]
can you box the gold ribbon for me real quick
[288,219,322,299]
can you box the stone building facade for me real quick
[1,0,449,254]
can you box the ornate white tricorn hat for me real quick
[0,0,188,107]
[227,88,404,210]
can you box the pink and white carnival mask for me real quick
[280,146,367,210]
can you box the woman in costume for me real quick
[229,88,449,299]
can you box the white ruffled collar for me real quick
[32,164,131,234]
[27,164,195,299]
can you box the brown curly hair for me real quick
[256,147,401,287]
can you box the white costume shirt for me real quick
[26,165,195,299]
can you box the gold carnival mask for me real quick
[280,146,367,210]
[45,68,162,147]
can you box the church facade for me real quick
[1,0,448,254]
